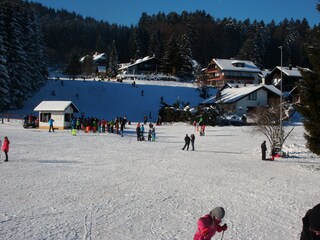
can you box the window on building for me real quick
[65,113,71,122]
[232,62,245,68]
[248,91,257,100]
[208,64,217,70]
[40,113,50,122]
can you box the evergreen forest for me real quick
[30,1,318,70]
[1,0,320,110]
[0,0,47,111]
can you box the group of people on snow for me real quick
[45,114,159,141]
[48,116,129,136]
[72,116,128,136]
[136,122,156,141]
[182,133,195,151]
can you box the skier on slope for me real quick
[194,207,227,240]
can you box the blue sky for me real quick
[31,0,319,26]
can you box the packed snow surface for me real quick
[1,77,320,239]
[0,120,319,240]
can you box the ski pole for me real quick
[221,230,225,240]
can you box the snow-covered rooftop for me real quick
[80,53,106,63]
[275,66,306,77]
[34,101,79,112]
[119,56,158,70]
[203,84,282,104]
[93,53,106,62]
[213,58,262,73]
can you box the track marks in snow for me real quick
[83,206,93,240]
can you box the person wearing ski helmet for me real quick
[194,207,228,240]
[300,203,320,240]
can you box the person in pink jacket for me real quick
[2,136,10,162]
[194,207,228,240]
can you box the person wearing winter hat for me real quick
[194,207,228,240]
[301,203,320,240]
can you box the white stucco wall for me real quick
[38,107,75,130]
[235,89,268,116]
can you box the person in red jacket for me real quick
[194,207,227,240]
[1,136,10,162]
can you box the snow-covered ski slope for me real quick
[2,77,320,239]
[0,119,319,239]
[9,78,216,122]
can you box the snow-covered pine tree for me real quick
[296,28,320,155]
[107,40,118,78]
[24,6,47,88]
[179,33,194,79]
[160,34,181,76]
[65,51,82,79]
[0,0,48,110]
[0,1,10,111]
[24,7,40,93]
[6,0,32,109]
[295,4,320,156]
[82,55,95,76]
[134,34,143,61]
[237,21,270,68]
[148,32,162,59]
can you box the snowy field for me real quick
[0,120,319,240]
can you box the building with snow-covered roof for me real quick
[118,56,161,75]
[203,58,262,87]
[80,52,107,65]
[34,101,79,130]
[80,52,107,74]
[265,65,310,93]
[203,84,282,117]
[92,52,107,65]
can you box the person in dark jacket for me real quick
[191,134,195,151]
[182,134,191,150]
[301,203,320,240]
[261,140,267,160]
[136,122,141,141]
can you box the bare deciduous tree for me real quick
[252,103,294,155]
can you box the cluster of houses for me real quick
[80,52,163,80]
[33,53,307,130]
[200,58,307,121]
[83,52,306,100]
